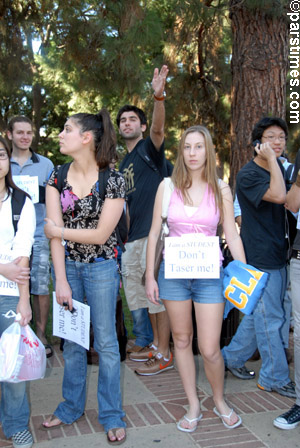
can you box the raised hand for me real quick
[152,65,169,97]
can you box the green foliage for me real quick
[0,0,293,166]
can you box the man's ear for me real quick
[6,130,12,141]
[141,124,147,133]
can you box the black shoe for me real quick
[225,365,255,380]
[273,404,300,430]
[257,381,296,398]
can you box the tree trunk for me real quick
[229,1,289,188]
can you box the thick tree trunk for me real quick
[229,1,289,188]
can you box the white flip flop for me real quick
[213,407,242,429]
[176,413,203,433]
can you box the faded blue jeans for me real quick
[222,267,291,389]
[52,258,126,432]
[0,295,30,438]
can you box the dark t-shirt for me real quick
[236,159,287,270]
[292,149,300,250]
[119,136,165,242]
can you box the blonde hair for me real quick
[171,125,224,222]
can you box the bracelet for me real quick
[61,227,66,247]
[154,93,165,101]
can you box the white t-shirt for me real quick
[0,192,36,259]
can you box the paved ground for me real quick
[0,340,299,448]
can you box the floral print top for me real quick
[48,166,126,263]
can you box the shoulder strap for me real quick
[98,167,127,252]
[98,167,110,201]
[137,145,168,180]
[286,164,294,182]
[161,177,174,237]
[162,177,174,218]
[56,162,72,193]
[12,189,27,235]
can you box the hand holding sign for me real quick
[53,293,90,350]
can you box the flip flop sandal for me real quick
[107,428,127,445]
[40,413,85,431]
[176,413,203,433]
[40,415,68,431]
[213,407,242,429]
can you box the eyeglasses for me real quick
[0,152,8,160]
[261,135,286,143]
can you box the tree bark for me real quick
[229,1,289,188]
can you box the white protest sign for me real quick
[53,293,90,350]
[164,234,220,279]
[0,250,19,296]
[13,175,39,204]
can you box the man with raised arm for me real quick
[117,65,173,375]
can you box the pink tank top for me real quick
[166,184,223,263]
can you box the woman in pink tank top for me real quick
[145,125,246,433]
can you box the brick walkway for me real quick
[0,342,295,448]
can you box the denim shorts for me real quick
[158,259,225,304]
[30,239,50,295]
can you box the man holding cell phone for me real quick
[222,117,296,399]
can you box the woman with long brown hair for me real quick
[145,125,246,432]
[42,110,126,444]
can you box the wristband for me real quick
[154,93,165,101]
[61,227,66,247]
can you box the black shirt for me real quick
[119,137,165,242]
[236,159,287,270]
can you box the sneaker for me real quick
[225,365,255,380]
[126,344,144,354]
[257,381,296,398]
[129,344,157,362]
[135,352,174,376]
[12,430,33,448]
[273,404,300,430]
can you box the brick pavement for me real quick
[0,343,296,448]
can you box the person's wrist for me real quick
[154,92,166,101]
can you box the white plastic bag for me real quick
[0,312,23,381]
[0,311,46,382]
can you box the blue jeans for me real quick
[52,258,126,432]
[222,267,291,389]
[0,296,30,438]
[131,308,153,347]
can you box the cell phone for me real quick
[252,139,261,147]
